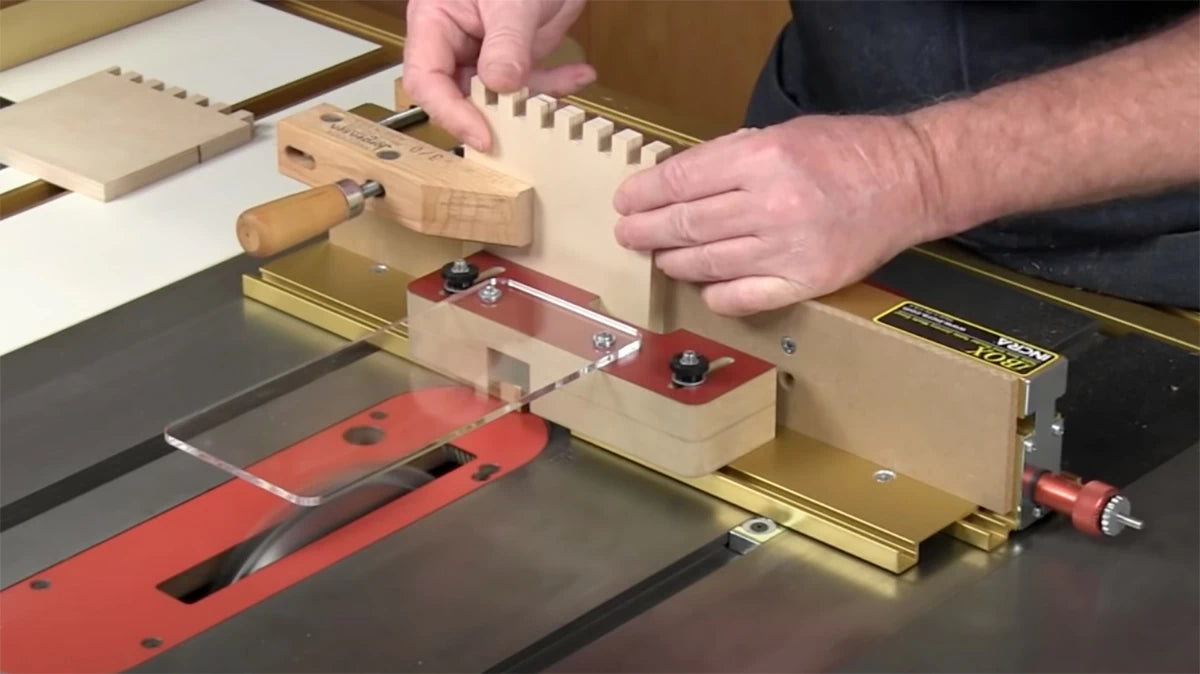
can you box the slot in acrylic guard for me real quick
[164,278,641,505]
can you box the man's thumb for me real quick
[477,1,541,92]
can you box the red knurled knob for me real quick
[1025,469,1121,537]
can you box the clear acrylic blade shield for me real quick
[164,278,640,505]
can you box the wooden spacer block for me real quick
[276,103,533,246]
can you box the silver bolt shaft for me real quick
[1115,513,1144,530]
[450,258,470,274]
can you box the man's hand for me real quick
[613,116,946,316]
[404,0,593,152]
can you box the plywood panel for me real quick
[0,67,254,200]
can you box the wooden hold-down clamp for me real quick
[235,104,533,256]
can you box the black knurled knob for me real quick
[670,350,710,387]
[441,259,479,292]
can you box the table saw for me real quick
[1,3,1198,672]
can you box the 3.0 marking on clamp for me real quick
[873,301,1060,376]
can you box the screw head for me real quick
[873,469,896,483]
[29,579,50,590]
[1023,437,1037,453]
[478,283,502,305]
[141,637,163,649]
[746,517,776,534]
[450,258,470,274]
[592,331,616,350]
[781,336,796,355]
[679,349,700,366]
[1051,418,1065,437]
[370,263,388,274]
[1032,505,1046,519]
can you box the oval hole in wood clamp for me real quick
[271,104,532,247]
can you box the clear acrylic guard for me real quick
[164,278,641,506]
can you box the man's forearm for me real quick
[904,12,1200,239]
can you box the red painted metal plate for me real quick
[408,252,776,405]
[0,387,548,674]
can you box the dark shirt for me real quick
[745,1,1199,309]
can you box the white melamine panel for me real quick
[0,65,405,355]
[0,166,36,192]
[0,0,378,191]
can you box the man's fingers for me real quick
[615,191,750,250]
[700,276,814,316]
[613,128,757,215]
[653,237,772,283]
[477,1,542,92]
[526,63,597,97]
[403,10,491,150]
[407,69,493,150]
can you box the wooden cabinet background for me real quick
[568,1,792,133]
[361,0,792,135]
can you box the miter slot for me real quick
[156,445,475,604]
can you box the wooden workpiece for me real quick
[463,77,674,332]
[0,67,253,200]
[275,104,533,247]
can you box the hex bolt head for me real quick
[593,331,616,350]
[478,283,502,305]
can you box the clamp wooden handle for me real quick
[236,183,351,257]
